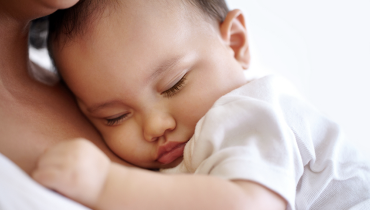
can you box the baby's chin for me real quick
[160,156,184,169]
[130,156,184,171]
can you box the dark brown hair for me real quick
[48,0,115,45]
[46,0,229,46]
[188,0,229,22]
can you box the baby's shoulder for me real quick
[213,75,306,109]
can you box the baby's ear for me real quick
[220,9,250,69]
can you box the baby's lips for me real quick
[156,142,186,164]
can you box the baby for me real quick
[33,0,370,209]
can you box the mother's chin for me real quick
[0,0,80,21]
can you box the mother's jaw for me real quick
[0,0,79,22]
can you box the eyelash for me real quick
[106,114,129,126]
[161,73,187,98]
[105,74,187,125]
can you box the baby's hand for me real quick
[32,138,110,207]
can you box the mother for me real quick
[0,0,127,175]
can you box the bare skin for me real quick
[0,0,129,175]
[34,139,287,210]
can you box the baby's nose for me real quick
[143,111,176,142]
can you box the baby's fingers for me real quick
[32,139,111,207]
[32,166,69,192]
[32,154,92,204]
[32,142,84,198]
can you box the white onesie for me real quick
[162,75,370,210]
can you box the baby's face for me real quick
[53,0,247,169]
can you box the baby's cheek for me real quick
[178,98,210,128]
[103,122,143,161]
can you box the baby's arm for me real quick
[101,164,286,210]
[33,139,286,210]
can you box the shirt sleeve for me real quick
[182,96,303,210]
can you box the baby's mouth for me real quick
[156,141,187,165]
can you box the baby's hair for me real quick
[48,0,117,46]
[187,0,229,23]
[47,0,229,47]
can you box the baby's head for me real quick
[48,0,249,169]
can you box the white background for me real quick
[226,0,370,160]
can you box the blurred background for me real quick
[225,0,370,160]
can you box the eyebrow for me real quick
[87,100,123,113]
[149,56,182,82]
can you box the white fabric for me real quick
[162,75,370,210]
[0,153,90,210]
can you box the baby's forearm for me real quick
[95,163,286,210]
[32,139,285,210]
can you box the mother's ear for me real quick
[220,9,250,69]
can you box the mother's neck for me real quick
[0,10,34,93]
